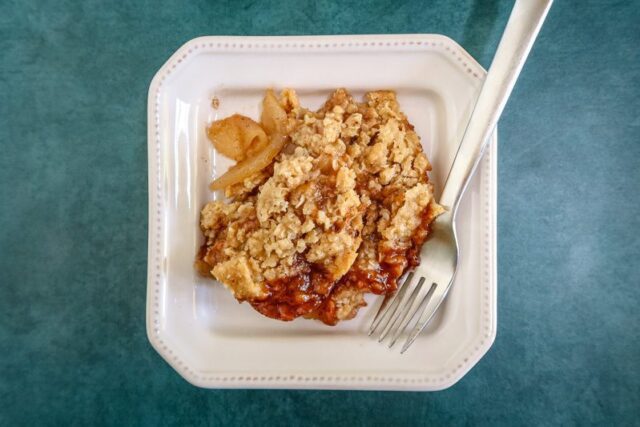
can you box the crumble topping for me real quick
[199,88,444,324]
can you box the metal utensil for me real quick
[369,0,553,353]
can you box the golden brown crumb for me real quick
[199,88,443,324]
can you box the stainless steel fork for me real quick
[369,0,553,353]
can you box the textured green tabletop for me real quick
[1,0,639,425]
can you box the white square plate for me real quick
[147,34,497,391]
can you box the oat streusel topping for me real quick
[199,89,444,324]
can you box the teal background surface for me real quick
[1,0,639,425]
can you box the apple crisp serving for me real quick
[197,88,444,325]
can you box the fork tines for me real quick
[368,273,440,353]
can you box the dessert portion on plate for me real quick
[197,88,444,325]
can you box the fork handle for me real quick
[439,0,553,209]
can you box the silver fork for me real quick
[369,0,553,353]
